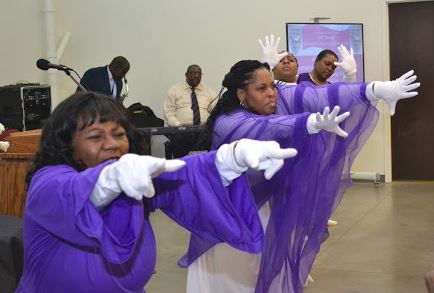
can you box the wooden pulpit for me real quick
[0,130,41,218]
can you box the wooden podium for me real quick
[0,130,41,218]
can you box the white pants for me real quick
[186,202,272,293]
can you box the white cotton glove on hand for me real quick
[258,34,288,70]
[365,70,420,116]
[307,106,350,138]
[90,154,185,209]
[334,44,357,82]
[235,139,298,180]
[215,139,298,184]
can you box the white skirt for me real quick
[186,202,272,293]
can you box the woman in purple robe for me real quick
[16,91,299,293]
[184,58,419,293]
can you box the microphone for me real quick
[36,58,72,71]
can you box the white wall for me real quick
[0,0,422,180]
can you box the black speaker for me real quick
[0,84,51,131]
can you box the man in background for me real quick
[164,64,216,126]
[78,56,130,102]
[163,64,216,157]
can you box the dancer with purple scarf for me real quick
[16,91,301,293]
[184,39,420,292]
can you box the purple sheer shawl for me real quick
[181,82,379,293]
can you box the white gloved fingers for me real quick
[258,38,266,50]
[163,160,186,172]
[402,74,417,85]
[403,80,420,91]
[138,157,166,178]
[234,140,261,169]
[265,35,270,47]
[398,70,414,80]
[118,176,153,200]
[274,36,280,49]
[243,155,260,169]
[340,44,353,58]
[268,147,298,160]
[401,91,419,99]
[334,127,349,138]
[256,158,283,180]
[328,106,341,120]
[335,111,351,123]
[259,146,297,179]
[389,101,398,116]
[322,106,331,117]
[263,159,284,180]
[336,45,344,56]
[257,159,272,171]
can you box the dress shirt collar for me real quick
[184,80,204,91]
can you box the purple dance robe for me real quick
[183,82,379,293]
[16,151,263,293]
[297,72,331,85]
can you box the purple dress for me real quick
[16,151,263,293]
[297,72,331,85]
[183,82,379,293]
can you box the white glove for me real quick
[90,154,185,209]
[215,139,298,183]
[258,34,288,70]
[216,139,298,184]
[334,44,357,82]
[365,70,420,116]
[307,106,350,138]
[0,123,5,134]
[0,141,9,152]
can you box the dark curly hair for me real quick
[315,49,338,63]
[26,91,147,186]
[199,60,270,150]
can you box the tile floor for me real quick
[146,181,434,293]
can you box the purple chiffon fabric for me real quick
[17,151,263,293]
[181,82,379,293]
[297,72,331,85]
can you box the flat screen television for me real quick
[286,23,364,83]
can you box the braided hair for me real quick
[199,60,270,150]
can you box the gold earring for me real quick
[239,100,245,108]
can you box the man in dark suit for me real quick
[78,56,130,102]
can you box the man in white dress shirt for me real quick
[163,64,216,157]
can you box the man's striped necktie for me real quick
[191,88,200,125]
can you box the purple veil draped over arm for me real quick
[182,82,379,293]
[150,151,264,254]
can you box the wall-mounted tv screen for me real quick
[286,23,364,83]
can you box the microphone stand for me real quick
[63,69,87,92]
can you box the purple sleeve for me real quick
[296,72,315,84]
[211,109,311,149]
[186,82,381,292]
[26,163,144,264]
[149,151,263,255]
[252,82,380,292]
